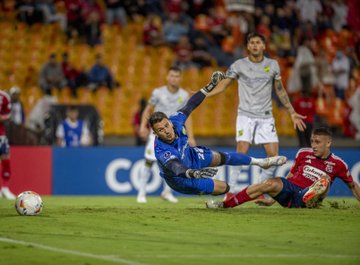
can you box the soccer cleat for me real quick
[161,192,178,203]
[136,194,147,203]
[303,178,330,208]
[205,199,224,209]
[1,187,16,200]
[260,156,287,169]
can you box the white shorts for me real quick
[144,132,156,161]
[235,114,278,144]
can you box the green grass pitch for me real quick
[0,196,359,265]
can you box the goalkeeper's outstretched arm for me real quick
[178,71,225,117]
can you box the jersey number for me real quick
[270,124,275,132]
[194,147,205,160]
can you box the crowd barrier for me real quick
[9,146,360,197]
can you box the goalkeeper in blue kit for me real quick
[149,72,287,196]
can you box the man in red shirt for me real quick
[206,127,360,208]
[0,90,15,199]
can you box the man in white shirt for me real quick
[137,66,196,203]
[332,50,350,99]
[208,32,306,198]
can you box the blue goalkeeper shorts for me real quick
[164,176,215,195]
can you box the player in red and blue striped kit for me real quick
[206,127,360,208]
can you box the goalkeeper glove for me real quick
[201,71,225,95]
[185,168,218,179]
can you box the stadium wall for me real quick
[10,147,360,197]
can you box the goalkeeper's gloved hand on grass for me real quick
[201,71,225,95]
[185,168,218,179]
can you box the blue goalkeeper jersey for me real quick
[154,111,213,180]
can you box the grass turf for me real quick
[0,196,359,265]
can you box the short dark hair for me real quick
[67,105,78,112]
[312,127,332,138]
[168,66,181,73]
[246,32,266,44]
[149,112,168,129]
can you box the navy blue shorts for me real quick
[164,176,215,195]
[273,178,309,208]
[0,136,9,156]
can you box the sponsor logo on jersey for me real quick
[264,66,270,72]
[305,159,312,164]
[177,96,184,104]
[238,130,244,137]
[302,165,326,182]
[163,151,171,159]
[306,155,316,159]
[182,126,187,135]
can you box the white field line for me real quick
[1,237,358,262]
[149,253,360,259]
[0,237,150,265]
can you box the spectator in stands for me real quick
[87,54,114,91]
[143,14,164,47]
[316,49,335,87]
[348,83,360,140]
[9,86,25,126]
[293,90,317,147]
[104,0,127,28]
[317,0,334,32]
[332,50,351,99]
[295,0,322,25]
[173,35,195,70]
[163,12,189,46]
[256,15,271,41]
[15,0,43,26]
[82,0,105,46]
[186,0,214,19]
[37,0,67,30]
[142,0,163,17]
[192,36,214,68]
[287,38,318,94]
[282,4,299,37]
[61,52,88,97]
[39,53,66,95]
[56,105,92,147]
[331,0,348,32]
[27,90,57,132]
[64,0,84,40]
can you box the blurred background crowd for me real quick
[1,0,360,146]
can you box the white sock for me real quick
[138,163,152,196]
[258,167,276,183]
[250,157,264,166]
[228,166,241,193]
[162,181,173,195]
